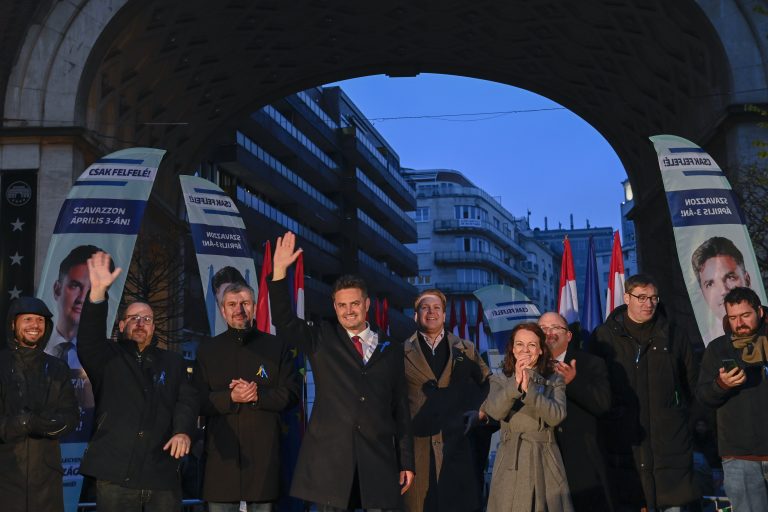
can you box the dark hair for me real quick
[58,245,113,278]
[502,322,553,378]
[332,274,368,300]
[212,266,247,294]
[220,282,255,302]
[625,273,658,294]
[724,287,761,313]
[691,237,746,284]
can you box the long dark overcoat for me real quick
[402,331,490,512]
[0,296,78,512]
[268,278,414,510]
[194,325,300,502]
[555,346,613,512]
[590,304,699,509]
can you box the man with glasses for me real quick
[590,274,698,512]
[77,252,199,512]
[537,312,612,512]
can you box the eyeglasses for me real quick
[627,292,660,305]
[540,325,568,334]
[124,315,154,325]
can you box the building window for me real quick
[414,207,430,222]
[454,205,487,221]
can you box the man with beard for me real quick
[194,281,300,511]
[538,311,612,511]
[402,289,491,512]
[0,296,78,512]
[590,274,698,511]
[77,252,199,512]
[697,287,768,512]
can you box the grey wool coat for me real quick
[482,370,573,512]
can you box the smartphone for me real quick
[722,359,738,372]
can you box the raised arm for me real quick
[77,252,123,380]
[269,231,320,354]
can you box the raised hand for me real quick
[87,251,122,303]
[272,231,303,281]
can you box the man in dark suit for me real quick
[538,311,613,511]
[269,231,414,511]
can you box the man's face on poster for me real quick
[698,255,751,319]
[53,263,90,336]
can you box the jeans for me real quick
[723,458,768,512]
[208,502,273,512]
[96,480,181,512]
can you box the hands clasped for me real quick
[230,378,258,403]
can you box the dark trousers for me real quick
[314,467,401,512]
[96,479,181,512]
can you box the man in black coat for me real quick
[194,280,301,511]
[590,274,698,511]
[77,252,199,512]
[538,311,612,511]
[1,296,78,512]
[270,231,415,511]
[696,287,768,512]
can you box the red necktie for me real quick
[351,335,364,360]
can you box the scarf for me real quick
[731,332,768,365]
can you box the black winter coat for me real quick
[555,347,613,512]
[194,324,301,502]
[590,305,699,508]
[268,278,414,510]
[77,297,199,490]
[696,307,768,457]
[0,296,78,512]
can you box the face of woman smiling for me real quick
[512,328,542,369]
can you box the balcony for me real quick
[425,281,490,295]
[520,260,539,275]
[358,250,417,301]
[356,174,416,243]
[357,221,418,277]
[434,251,527,287]
[341,129,416,210]
[433,219,526,256]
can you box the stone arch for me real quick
[2,0,767,331]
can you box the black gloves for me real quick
[27,413,68,437]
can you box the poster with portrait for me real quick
[650,135,767,345]
[180,175,257,336]
[35,147,165,511]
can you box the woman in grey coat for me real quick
[482,323,573,512]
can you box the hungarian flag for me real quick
[381,298,390,336]
[256,240,275,334]
[558,236,579,324]
[449,299,458,336]
[459,299,467,339]
[605,231,626,318]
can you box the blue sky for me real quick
[326,73,627,231]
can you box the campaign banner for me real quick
[650,135,767,345]
[473,284,541,355]
[180,175,257,336]
[36,147,165,511]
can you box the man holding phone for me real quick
[697,287,768,512]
